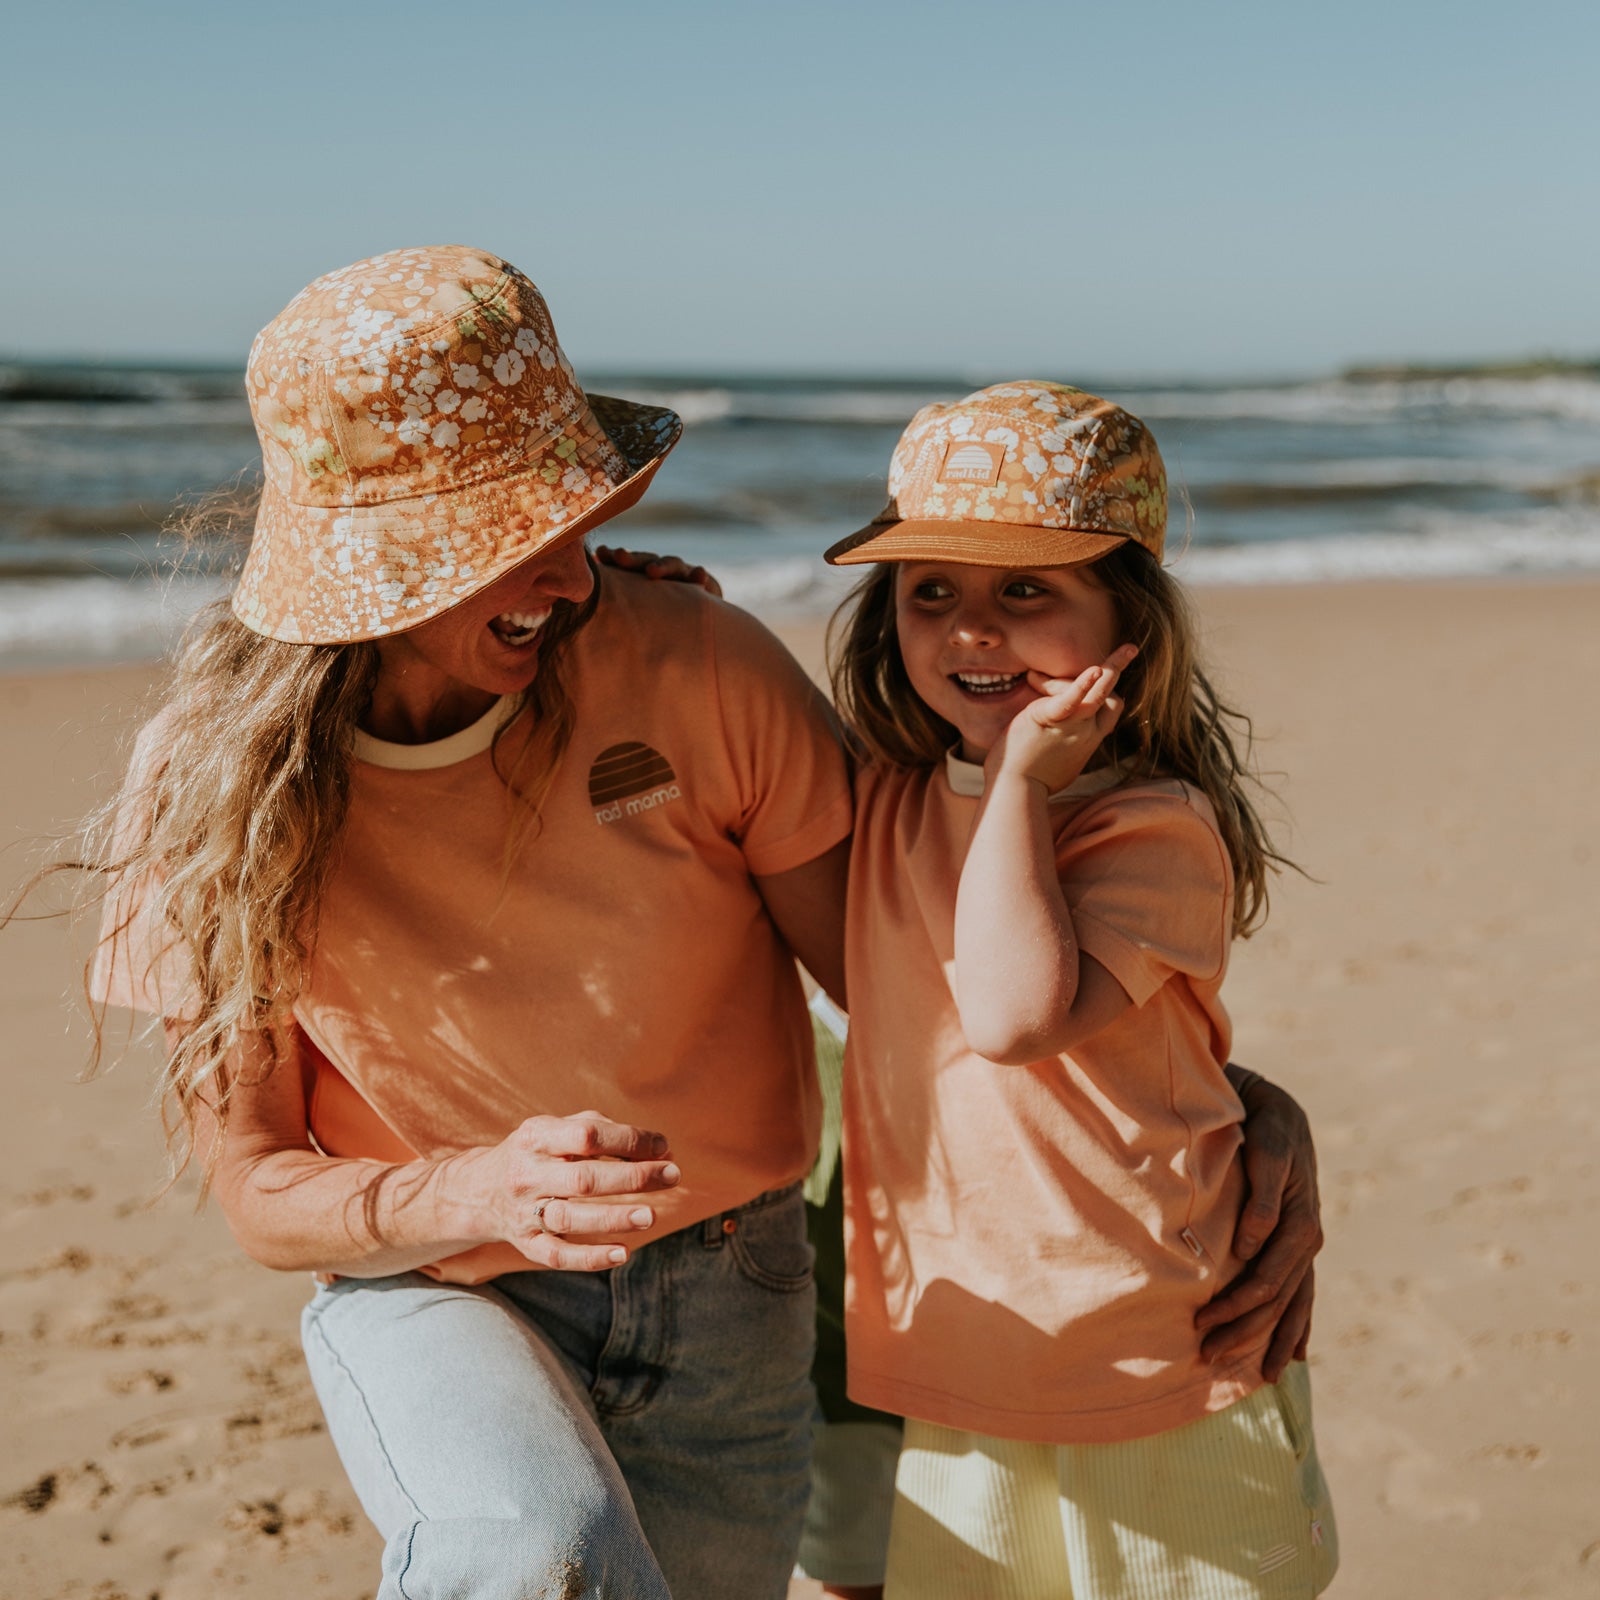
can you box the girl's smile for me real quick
[894,561,1121,763]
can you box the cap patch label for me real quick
[938,439,1006,486]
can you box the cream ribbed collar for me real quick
[354,695,520,771]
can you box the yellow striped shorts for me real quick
[885,1362,1337,1599]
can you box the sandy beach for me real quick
[3,578,1597,1600]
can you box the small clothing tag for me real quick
[938,439,1006,486]
[1180,1226,1205,1258]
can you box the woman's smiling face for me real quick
[893,560,1122,763]
[362,536,597,743]
[379,536,596,699]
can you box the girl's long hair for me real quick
[36,544,596,1189]
[828,544,1292,937]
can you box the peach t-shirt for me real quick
[842,753,1264,1445]
[94,571,851,1280]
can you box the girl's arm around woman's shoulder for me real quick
[191,1023,681,1278]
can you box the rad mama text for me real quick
[593,782,683,826]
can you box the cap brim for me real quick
[234,394,682,644]
[824,518,1128,568]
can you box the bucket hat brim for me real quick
[233,394,682,645]
[824,517,1128,569]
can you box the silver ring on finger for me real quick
[531,1197,563,1237]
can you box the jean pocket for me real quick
[728,1187,815,1293]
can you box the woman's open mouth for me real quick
[950,670,1025,699]
[488,608,552,649]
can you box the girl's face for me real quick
[375,537,595,705]
[894,561,1122,763]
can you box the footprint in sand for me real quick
[70,1291,212,1352]
[1424,1174,1534,1224]
[15,1182,96,1207]
[1335,1418,1482,1524]
[106,1368,177,1395]
[1470,1241,1523,1269]
[1,1460,115,1517]
[1474,1443,1545,1467]
[3,1244,95,1282]
[223,1487,357,1550]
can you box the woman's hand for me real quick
[988,645,1138,793]
[593,545,723,598]
[1195,1070,1323,1380]
[448,1110,682,1272]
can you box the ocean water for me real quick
[2,361,1598,667]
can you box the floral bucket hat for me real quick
[233,245,682,643]
[824,380,1166,569]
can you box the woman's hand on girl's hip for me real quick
[451,1111,681,1272]
[990,644,1137,793]
[1194,1071,1323,1380]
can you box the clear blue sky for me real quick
[2,0,1597,377]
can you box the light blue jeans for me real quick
[301,1182,817,1599]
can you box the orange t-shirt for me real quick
[93,570,851,1280]
[842,753,1264,1445]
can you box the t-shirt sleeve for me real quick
[708,598,853,877]
[87,712,199,1020]
[1055,786,1233,1008]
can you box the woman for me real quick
[87,246,1319,1600]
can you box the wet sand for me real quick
[3,580,1598,1598]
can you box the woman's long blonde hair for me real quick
[828,543,1292,937]
[46,550,595,1186]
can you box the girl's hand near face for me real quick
[989,644,1138,793]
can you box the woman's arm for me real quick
[192,1024,682,1277]
[1199,1067,1323,1380]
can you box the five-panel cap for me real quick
[824,381,1166,568]
[233,245,682,643]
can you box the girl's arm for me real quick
[593,544,722,596]
[189,1023,681,1277]
[954,656,1133,1064]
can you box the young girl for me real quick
[824,382,1338,1599]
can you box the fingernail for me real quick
[630,1207,653,1227]
[662,1163,681,1184]
[608,1247,627,1264]
[651,1134,668,1156]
